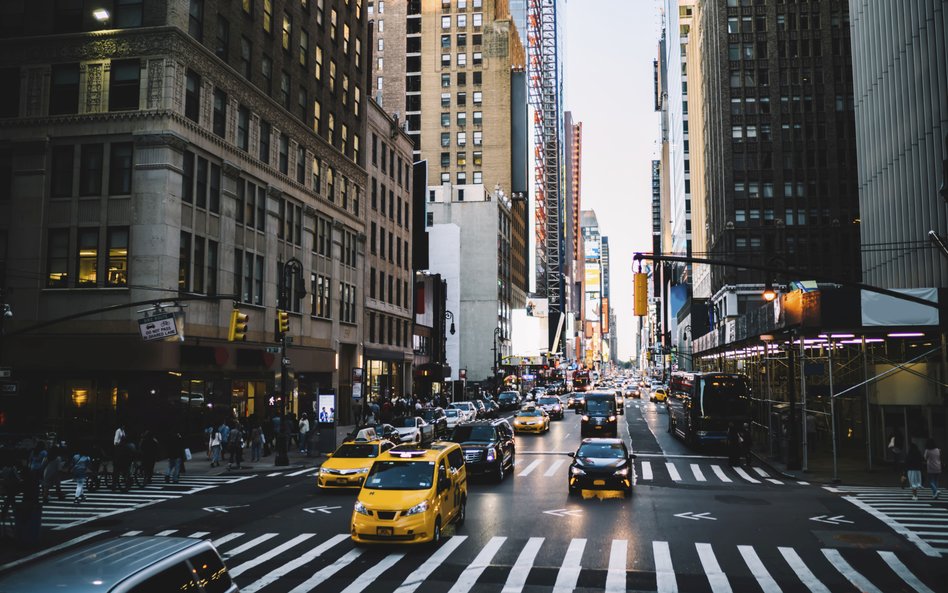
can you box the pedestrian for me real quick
[112,437,132,492]
[42,443,66,503]
[298,414,310,453]
[113,424,127,447]
[905,443,925,501]
[924,438,942,499]
[888,430,906,487]
[70,449,90,504]
[250,425,263,462]
[227,423,244,469]
[165,432,184,484]
[208,426,223,467]
[727,422,741,466]
[139,430,158,486]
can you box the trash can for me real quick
[14,501,42,545]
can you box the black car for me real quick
[536,395,565,420]
[567,438,636,496]
[477,398,499,419]
[497,391,520,411]
[419,407,449,439]
[448,419,516,482]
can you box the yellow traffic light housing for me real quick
[277,309,290,335]
[634,272,648,316]
[228,308,249,341]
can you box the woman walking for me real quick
[924,439,942,499]
[905,443,925,501]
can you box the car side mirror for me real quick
[324,453,333,458]
[629,454,637,460]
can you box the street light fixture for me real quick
[762,279,778,302]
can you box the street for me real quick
[2,401,946,593]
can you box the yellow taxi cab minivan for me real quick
[318,428,396,489]
[350,441,467,545]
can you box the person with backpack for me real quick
[227,423,244,470]
[70,450,90,504]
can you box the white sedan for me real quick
[393,416,434,444]
[445,408,463,430]
[448,402,477,423]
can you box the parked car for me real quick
[419,407,449,439]
[448,418,516,482]
[393,416,434,444]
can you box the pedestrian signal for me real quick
[277,309,290,335]
[634,272,648,316]
[228,308,249,341]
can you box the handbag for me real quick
[184,448,192,461]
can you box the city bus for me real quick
[666,372,751,447]
[572,370,592,392]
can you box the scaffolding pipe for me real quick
[862,336,872,471]
[800,337,808,472]
[828,339,838,483]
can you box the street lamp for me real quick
[275,257,305,466]
[762,279,778,302]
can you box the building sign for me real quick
[138,313,178,341]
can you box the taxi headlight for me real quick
[570,466,586,476]
[404,500,429,516]
[614,467,629,476]
[486,448,496,462]
[355,467,370,474]
[319,468,329,475]
[354,501,371,515]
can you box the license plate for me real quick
[593,479,606,486]
[595,425,602,430]
[377,527,393,536]
[334,479,349,485]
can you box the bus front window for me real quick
[700,378,750,417]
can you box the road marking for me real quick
[878,551,935,593]
[303,505,342,514]
[652,541,678,593]
[641,461,653,480]
[822,549,882,593]
[156,529,177,536]
[737,545,781,593]
[552,538,586,593]
[733,467,761,484]
[778,547,831,593]
[666,462,682,481]
[544,459,566,476]
[798,481,810,486]
[0,530,108,573]
[225,533,279,557]
[240,534,348,593]
[229,533,316,578]
[341,552,405,593]
[395,535,468,593]
[502,537,544,593]
[605,539,627,593]
[753,467,770,478]
[211,532,244,548]
[287,467,316,476]
[121,530,143,537]
[544,508,583,518]
[696,543,732,593]
[842,495,941,557]
[690,464,706,481]
[447,536,507,593]
[674,512,716,521]
[766,478,785,485]
[266,472,284,477]
[286,548,364,593]
[518,459,543,476]
[711,465,733,483]
[188,531,210,538]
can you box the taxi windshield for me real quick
[364,461,435,490]
[586,399,616,415]
[577,443,627,459]
[518,409,542,417]
[333,444,379,458]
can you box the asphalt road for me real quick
[3,398,947,592]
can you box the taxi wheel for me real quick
[432,517,442,544]
[456,497,466,526]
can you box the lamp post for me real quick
[276,257,304,466]
[443,310,455,400]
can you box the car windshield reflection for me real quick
[577,444,627,459]
[364,461,435,490]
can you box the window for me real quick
[280,71,291,108]
[472,52,482,66]
[340,283,356,323]
[315,45,323,81]
[185,70,201,122]
[188,0,204,41]
[472,151,482,166]
[235,249,264,305]
[441,53,451,68]
[441,152,450,168]
[315,215,331,256]
[457,172,466,184]
[457,53,467,67]
[472,13,482,27]
[46,229,69,287]
[282,13,292,51]
[313,99,321,133]
[109,59,140,111]
[329,60,336,93]
[261,55,273,93]
[442,16,450,29]
[441,92,451,108]
[457,131,466,146]
[109,143,133,195]
[473,171,482,183]
[473,111,482,125]
[331,8,338,40]
[312,156,322,191]
[457,14,467,28]
[51,146,74,197]
[473,91,482,105]
[49,64,80,115]
[240,37,252,79]
[215,16,229,61]
[237,105,250,150]
[441,132,450,147]
[259,120,271,163]
[326,167,335,201]
[456,152,466,166]
[278,133,289,174]
[115,0,144,28]
[311,273,331,318]
[441,74,451,87]
[79,144,103,196]
[212,88,227,137]
[457,112,466,126]
[473,131,482,145]
[441,112,450,127]
[263,0,273,33]
[296,145,305,184]
[77,228,99,287]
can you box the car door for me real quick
[436,459,453,521]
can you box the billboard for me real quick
[601,298,610,334]
[584,237,601,261]
[525,297,549,318]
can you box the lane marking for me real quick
[666,462,682,481]
[229,533,316,578]
[878,551,935,593]
[842,496,941,557]
[121,530,143,537]
[287,467,316,476]
[266,472,284,477]
[448,536,507,593]
[224,533,279,557]
[340,552,406,593]
[241,534,348,593]
[766,478,785,485]
[641,461,653,480]
[395,536,468,593]
[605,539,628,593]
[156,530,177,536]
[696,542,732,593]
[690,463,706,482]
[544,459,566,476]
[822,549,882,593]
[518,459,543,477]
[733,467,761,484]
[737,545,781,593]
[753,467,770,478]
[711,465,733,483]
[211,532,244,548]
[286,548,364,593]
[502,537,544,593]
[188,531,210,538]
[653,541,678,593]
[778,548,833,593]
[552,538,586,593]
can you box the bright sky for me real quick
[565,0,662,361]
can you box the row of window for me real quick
[440,33,484,49]
[440,13,484,29]
[440,91,484,107]
[46,227,129,288]
[367,312,411,349]
[733,207,836,226]
[440,52,484,68]
[45,60,140,115]
[50,143,134,199]
[440,0,484,10]
[370,134,410,188]
[371,179,411,228]
[369,224,410,271]
[440,71,483,87]
[369,269,410,309]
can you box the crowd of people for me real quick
[888,432,942,500]
[358,393,451,426]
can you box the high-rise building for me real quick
[563,113,584,363]
[580,210,604,369]
[0,1,368,437]
[698,0,862,319]
[849,0,948,288]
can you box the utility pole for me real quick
[275,258,304,467]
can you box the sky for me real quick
[564,0,662,360]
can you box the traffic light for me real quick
[276,309,290,336]
[228,308,249,341]
[646,350,653,362]
[634,272,648,316]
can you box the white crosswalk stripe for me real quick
[20,529,940,593]
[517,459,543,477]
[641,461,653,480]
[690,463,706,481]
[665,462,682,481]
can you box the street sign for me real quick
[265,346,281,353]
[0,382,17,394]
[674,511,716,521]
[0,368,10,378]
[138,312,178,341]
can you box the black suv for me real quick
[419,407,449,439]
[448,419,516,482]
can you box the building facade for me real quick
[0,0,368,441]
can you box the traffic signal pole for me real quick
[275,258,305,467]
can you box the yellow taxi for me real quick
[350,442,467,544]
[650,387,669,403]
[318,430,396,489]
[512,405,550,434]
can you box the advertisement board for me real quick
[316,391,336,424]
[525,297,549,318]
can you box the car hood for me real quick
[574,457,629,470]
[322,458,373,471]
[359,488,429,510]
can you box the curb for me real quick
[750,451,801,481]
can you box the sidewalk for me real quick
[182,424,359,477]
[753,447,902,488]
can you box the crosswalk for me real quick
[826,485,948,558]
[21,528,939,593]
[41,475,252,530]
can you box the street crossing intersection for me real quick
[6,528,937,593]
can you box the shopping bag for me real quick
[184,448,192,461]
